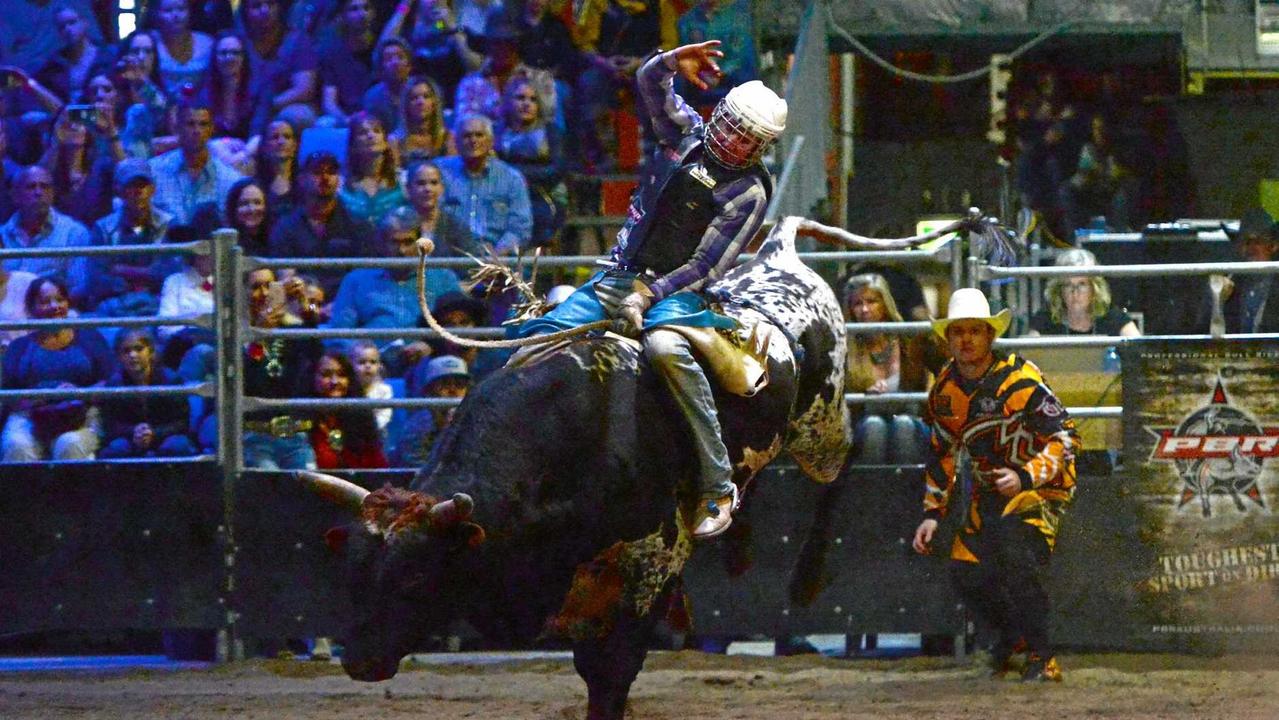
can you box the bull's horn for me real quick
[296,471,370,512]
[428,493,475,527]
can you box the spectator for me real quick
[381,0,481,101]
[350,340,393,436]
[317,0,379,125]
[454,8,558,125]
[37,101,122,225]
[219,176,268,252]
[1,276,114,462]
[97,328,198,459]
[1059,114,1138,233]
[241,267,320,470]
[417,288,487,377]
[572,0,664,172]
[338,111,406,224]
[436,113,532,254]
[267,150,375,297]
[148,0,216,98]
[34,5,109,105]
[0,264,37,350]
[285,273,328,325]
[148,99,244,225]
[1027,248,1139,337]
[194,31,257,170]
[843,273,945,465]
[512,0,583,88]
[0,124,21,221]
[239,0,319,132]
[326,205,461,377]
[676,0,757,107]
[391,75,452,162]
[0,64,66,117]
[362,38,413,132]
[252,118,300,219]
[1197,209,1279,335]
[72,158,180,316]
[113,30,172,159]
[404,158,482,262]
[1,0,102,81]
[307,349,388,469]
[156,207,221,344]
[0,165,91,281]
[496,75,566,249]
[393,354,468,467]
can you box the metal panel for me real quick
[0,463,224,634]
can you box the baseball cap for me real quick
[418,355,470,393]
[300,150,341,173]
[114,158,154,188]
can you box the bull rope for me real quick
[413,209,1022,350]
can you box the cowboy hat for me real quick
[931,288,1011,339]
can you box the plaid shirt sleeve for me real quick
[635,51,703,150]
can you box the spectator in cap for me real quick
[1195,208,1279,335]
[393,354,470,467]
[71,157,181,316]
[324,205,461,377]
[266,149,375,298]
[148,99,245,225]
[422,288,488,365]
[454,6,558,125]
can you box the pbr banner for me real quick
[1122,339,1279,648]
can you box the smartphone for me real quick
[266,281,287,312]
[66,104,98,126]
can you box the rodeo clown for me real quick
[911,289,1080,682]
[517,40,786,539]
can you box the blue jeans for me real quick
[243,431,316,470]
[98,434,198,459]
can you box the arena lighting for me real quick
[117,0,137,39]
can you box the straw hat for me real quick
[931,288,1011,339]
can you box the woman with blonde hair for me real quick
[392,75,453,162]
[338,111,406,224]
[1028,248,1140,337]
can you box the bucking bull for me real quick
[298,215,990,719]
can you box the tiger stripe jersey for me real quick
[922,352,1079,562]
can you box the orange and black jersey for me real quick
[922,352,1079,525]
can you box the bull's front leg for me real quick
[572,613,652,720]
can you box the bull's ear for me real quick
[325,526,350,554]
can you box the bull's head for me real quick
[297,472,485,682]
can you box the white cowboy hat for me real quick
[931,288,1012,339]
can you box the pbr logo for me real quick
[1146,378,1279,518]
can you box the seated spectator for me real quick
[1027,248,1139,337]
[513,0,584,94]
[362,38,413,133]
[308,349,388,469]
[225,177,272,254]
[1,276,114,462]
[113,30,172,159]
[421,289,487,370]
[72,158,180,317]
[195,31,257,171]
[846,259,931,322]
[267,150,376,297]
[454,8,558,125]
[843,273,945,465]
[148,0,215,98]
[338,112,406,225]
[148,99,244,225]
[35,5,110,105]
[391,75,452,162]
[495,76,566,249]
[252,118,300,220]
[350,340,393,437]
[38,100,122,225]
[241,267,321,470]
[240,0,319,133]
[0,165,91,281]
[326,205,461,377]
[156,204,221,351]
[1196,208,1279,335]
[285,273,329,325]
[317,0,379,126]
[675,0,757,107]
[0,265,38,350]
[0,124,22,222]
[404,158,481,262]
[382,0,482,102]
[97,328,198,459]
[436,114,532,254]
[1059,114,1138,233]
[394,354,469,467]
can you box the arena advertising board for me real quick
[1123,340,1279,647]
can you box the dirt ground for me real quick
[2,651,1278,720]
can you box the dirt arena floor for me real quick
[3,651,1278,719]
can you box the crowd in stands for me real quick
[0,0,755,467]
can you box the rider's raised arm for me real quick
[647,175,768,302]
[635,51,704,151]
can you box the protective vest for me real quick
[614,133,773,275]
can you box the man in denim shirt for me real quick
[0,165,90,281]
[435,114,532,255]
[147,100,243,225]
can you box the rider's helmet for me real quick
[703,80,787,169]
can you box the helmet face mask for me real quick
[702,81,786,169]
